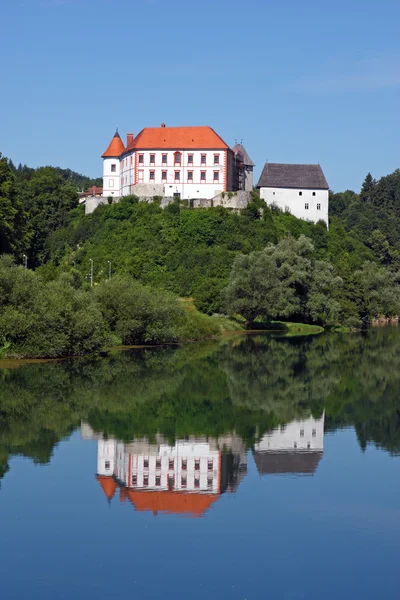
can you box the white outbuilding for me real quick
[257,163,329,227]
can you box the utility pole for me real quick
[89,259,93,288]
[107,260,112,281]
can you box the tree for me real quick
[360,172,376,203]
[352,261,400,323]
[0,154,29,256]
[221,251,291,326]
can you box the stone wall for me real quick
[85,190,252,216]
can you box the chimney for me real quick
[161,123,166,128]
[126,133,134,146]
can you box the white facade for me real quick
[97,438,117,476]
[115,439,221,494]
[118,149,227,200]
[260,187,329,227]
[102,157,121,197]
[255,414,325,453]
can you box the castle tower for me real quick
[233,143,255,191]
[102,130,125,197]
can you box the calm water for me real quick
[0,330,399,599]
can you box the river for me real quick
[0,329,399,599]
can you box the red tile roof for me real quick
[102,131,125,157]
[80,186,103,197]
[124,126,230,152]
[126,489,219,517]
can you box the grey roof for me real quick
[256,163,329,190]
[252,451,323,476]
[233,143,255,167]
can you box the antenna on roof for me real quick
[241,138,243,144]
[234,138,237,145]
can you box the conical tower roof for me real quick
[96,475,117,501]
[102,130,125,158]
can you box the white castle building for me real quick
[257,163,329,227]
[101,125,254,203]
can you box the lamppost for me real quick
[89,259,93,288]
[22,254,27,269]
[107,260,112,281]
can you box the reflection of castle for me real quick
[81,425,247,517]
[252,413,325,476]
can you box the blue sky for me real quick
[1,0,399,191]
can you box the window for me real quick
[181,475,187,488]
[174,152,181,166]
[207,459,213,471]
[305,203,309,210]
[299,191,302,196]
[214,154,220,165]
[307,442,311,449]
[143,458,149,469]
[105,461,110,470]
[162,170,167,182]
[188,154,194,165]
[312,191,316,196]
[130,156,133,165]
[195,459,200,471]
[132,474,137,485]
[111,164,116,172]
[156,458,161,469]
[138,154,144,164]
[312,429,316,437]
[168,475,174,489]
[201,154,206,165]
[143,475,149,486]
[300,429,304,437]
[317,203,321,210]
[200,171,206,182]
[149,170,155,181]
[187,171,193,181]
[150,154,155,165]
[162,154,167,165]
[155,475,161,486]
[168,458,174,470]
[182,459,187,471]
[207,477,213,489]
[213,171,219,182]
[294,442,297,449]
[194,477,200,489]
[174,171,180,182]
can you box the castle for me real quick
[83,123,329,226]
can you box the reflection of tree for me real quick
[1,328,400,489]
[222,335,340,419]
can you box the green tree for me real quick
[221,251,290,326]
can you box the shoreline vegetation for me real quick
[1,155,400,359]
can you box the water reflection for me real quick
[253,413,324,476]
[82,424,247,517]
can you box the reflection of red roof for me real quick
[124,126,229,152]
[96,475,117,500]
[102,131,125,157]
[126,489,219,517]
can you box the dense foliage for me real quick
[0,257,220,358]
[1,150,400,334]
[0,155,100,266]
